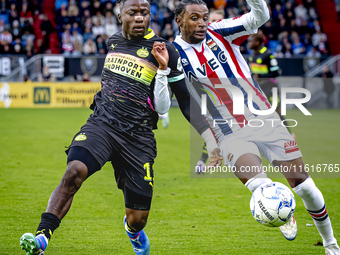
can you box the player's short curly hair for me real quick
[117,0,152,7]
[175,0,208,18]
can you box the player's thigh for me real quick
[111,130,156,201]
[67,147,101,179]
[67,119,118,177]
[234,153,264,183]
[220,137,262,179]
[254,121,302,167]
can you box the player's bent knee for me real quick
[61,161,88,192]
[126,210,149,232]
[129,218,147,232]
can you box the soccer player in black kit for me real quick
[247,33,295,138]
[19,0,222,254]
[247,33,280,105]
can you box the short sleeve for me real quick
[166,43,185,83]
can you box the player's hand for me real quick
[151,42,169,70]
[208,148,223,168]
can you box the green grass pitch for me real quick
[0,107,339,254]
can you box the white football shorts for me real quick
[219,115,303,168]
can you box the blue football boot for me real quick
[124,216,150,255]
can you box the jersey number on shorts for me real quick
[143,162,153,181]
[143,162,154,189]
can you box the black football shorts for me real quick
[66,117,156,198]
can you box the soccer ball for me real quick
[250,182,296,227]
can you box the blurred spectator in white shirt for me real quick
[83,37,97,55]
[62,37,73,56]
[312,27,327,47]
[294,3,308,20]
[105,11,118,37]
[68,0,79,17]
[72,40,82,56]
[71,29,84,47]
[92,20,104,38]
[10,20,21,40]
[62,25,72,44]
[307,46,322,58]
[92,11,105,28]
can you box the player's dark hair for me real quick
[175,0,208,18]
[253,33,264,45]
[117,0,152,8]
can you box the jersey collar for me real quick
[144,28,155,39]
[174,34,206,52]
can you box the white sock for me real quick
[158,112,168,119]
[293,177,337,247]
[245,172,272,193]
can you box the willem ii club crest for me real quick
[227,153,234,162]
[207,39,217,51]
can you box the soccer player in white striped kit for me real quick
[173,0,339,254]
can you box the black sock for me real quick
[201,142,209,162]
[201,153,209,162]
[36,213,61,241]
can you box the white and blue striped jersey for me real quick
[173,3,271,142]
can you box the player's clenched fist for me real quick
[151,42,169,70]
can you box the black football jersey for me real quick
[90,29,183,131]
[248,47,279,78]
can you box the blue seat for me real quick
[150,4,158,15]
[55,0,69,11]
[268,40,278,53]
[0,13,9,25]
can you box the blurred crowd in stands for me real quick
[0,0,336,57]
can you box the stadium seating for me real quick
[0,0,338,56]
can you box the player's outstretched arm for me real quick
[209,0,269,40]
[170,79,223,167]
[201,129,223,168]
[151,42,171,115]
[164,43,222,166]
[245,0,270,30]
